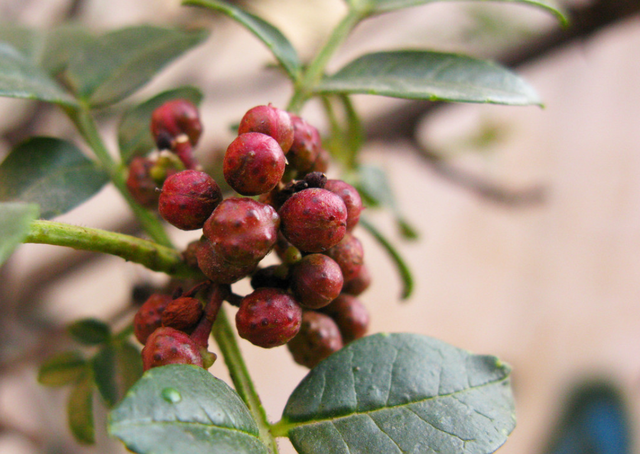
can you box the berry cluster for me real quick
[129,100,371,369]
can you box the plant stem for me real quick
[24,220,201,279]
[65,106,173,248]
[212,307,279,454]
[287,9,362,113]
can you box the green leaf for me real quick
[41,25,95,75]
[68,318,111,345]
[68,373,95,444]
[359,218,414,300]
[183,0,301,80]
[109,365,269,454]
[0,43,78,107]
[118,86,203,163]
[279,333,515,454]
[115,341,143,396]
[0,24,43,62]
[316,50,541,106]
[65,25,208,108]
[0,202,39,266]
[38,351,87,387]
[347,0,567,24]
[93,344,119,407]
[0,137,109,219]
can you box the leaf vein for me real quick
[367,414,403,454]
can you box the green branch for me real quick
[212,307,279,453]
[25,220,200,279]
[65,106,173,248]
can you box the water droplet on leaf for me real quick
[161,387,182,403]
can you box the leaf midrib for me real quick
[281,373,510,432]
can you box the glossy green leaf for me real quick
[68,373,95,444]
[0,202,39,266]
[38,351,87,387]
[316,50,541,106]
[347,0,566,23]
[93,344,119,407]
[0,137,109,219]
[280,333,515,454]
[0,24,93,75]
[183,0,301,79]
[0,43,78,107]
[115,341,143,396]
[66,25,208,107]
[68,318,111,345]
[109,365,269,454]
[118,86,203,163]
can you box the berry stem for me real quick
[287,9,363,113]
[65,106,174,248]
[24,220,201,279]
[212,306,279,454]
[190,284,226,347]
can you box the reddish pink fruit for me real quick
[161,296,203,332]
[126,157,161,209]
[150,99,202,147]
[325,233,364,281]
[288,115,321,173]
[279,188,347,253]
[196,237,257,284]
[321,294,369,344]
[223,132,286,196]
[290,254,343,309]
[141,327,203,370]
[236,288,302,348]
[287,311,343,368]
[203,198,280,266]
[324,179,363,232]
[134,293,173,345]
[158,170,222,230]
[342,264,371,296]
[238,104,294,154]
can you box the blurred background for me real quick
[0,0,639,453]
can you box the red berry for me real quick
[158,170,222,230]
[141,327,203,370]
[324,179,363,232]
[310,147,331,174]
[236,288,302,348]
[161,296,203,332]
[150,99,202,147]
[342,263,371,296]
[324,233,364,281]
[203,198,280,266]
[287,311,343,368]
[223,132,286,196]
[126,157,161,209]
[279,188,347,252]
[196,237,257,284]
[321,294,369,344]
[288,115,320,173]
[238,105,294,154]
[134,293,173,344]
[290,254,343,309]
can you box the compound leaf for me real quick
[316,50,541,106]
[93,344,120,408]
[38,351,87,387]
[109,365,269,454]
[0,137,109,219]
[183,0,301,80]
[115,341,143,397]
[68,373,95,444]
[68,318,111,345]
[346,0,566,24]
[118,86,203,163]
[280,333,515,454]
[66,25,208,108]
[0,202,39,266]
[0,43,78,107]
